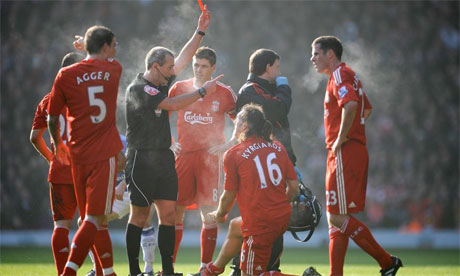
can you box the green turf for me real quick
[0,246,459,276]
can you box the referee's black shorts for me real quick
[125,148,178,207]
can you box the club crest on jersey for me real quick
[144,85,160,96]
[211,100,220,112]
[338,86,348,98]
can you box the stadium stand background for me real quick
[1,1,458,233]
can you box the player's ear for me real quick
[326,49,334,59]
[265,63,271,73]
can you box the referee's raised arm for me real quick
[173,8,210,75]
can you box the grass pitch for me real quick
[0,246,458,276]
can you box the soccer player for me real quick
[30,52,83,276]
[48,25,125,276]
[310,36,403,276]
[232,48,299,274]
[168,46,237,272]
[199,104,298,276]
[124,8,224,276]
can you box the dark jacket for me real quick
[236,73,296,165]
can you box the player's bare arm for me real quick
[208,112,243,155]
[30,128,53,163]
[207,140,237,155]
[158,74,223,111]
[286,178,299,201]
[47,115,71,165]
[208,190,237,223]
[173,9,210,75]
[332,100,358,155]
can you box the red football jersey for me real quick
[324,62,372,149]
[48,58,123,164]
[169,79,236,152]
[32,93,73,184]
[224,137,297,237]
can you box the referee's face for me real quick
[157,54,175,85]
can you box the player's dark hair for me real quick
[240,104,273,142]
[145,46,174,71]
[61,52,84,68]
[312,36,343,60]
[84,25,115,55]
[194,46,216,66]
[249,49,280,76]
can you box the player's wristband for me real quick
[198,87,207,97]
[196,30,205,36]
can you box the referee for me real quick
[124,9,223,276]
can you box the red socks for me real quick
[62,220,98,275]
[93,227,115,275]
[52,227,70,275]
[173,223,183,263]
[201,223,218,264]
[328,227,349,276]
[341,216,392,269]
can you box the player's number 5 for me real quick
[253,152,282,189]
[88,86,107,124]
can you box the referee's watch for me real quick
[198,87,207,97]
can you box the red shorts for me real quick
[176,150,222,207]
[71,156,117,217]
[326,140,368,215]
[49,183,77,221]
[240,229,286,275]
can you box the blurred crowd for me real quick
[1,1,458,231]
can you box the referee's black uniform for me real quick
[125,73,178,205]
[124,73,177,275]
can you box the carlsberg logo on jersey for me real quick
[184,111,213,125]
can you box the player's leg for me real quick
[197,151,220,269]
[328,143,396,275]
[49,183,77,275]
[174,204,187,264]
[155,199,177,275]
[201,217,243,276]
[325,149,349,276]
[76,217,103,276]
[84,189,129,276]
[62,161,110,276]
[84,157,118,276]
[141,204,157,274]
[199,205,218,267]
